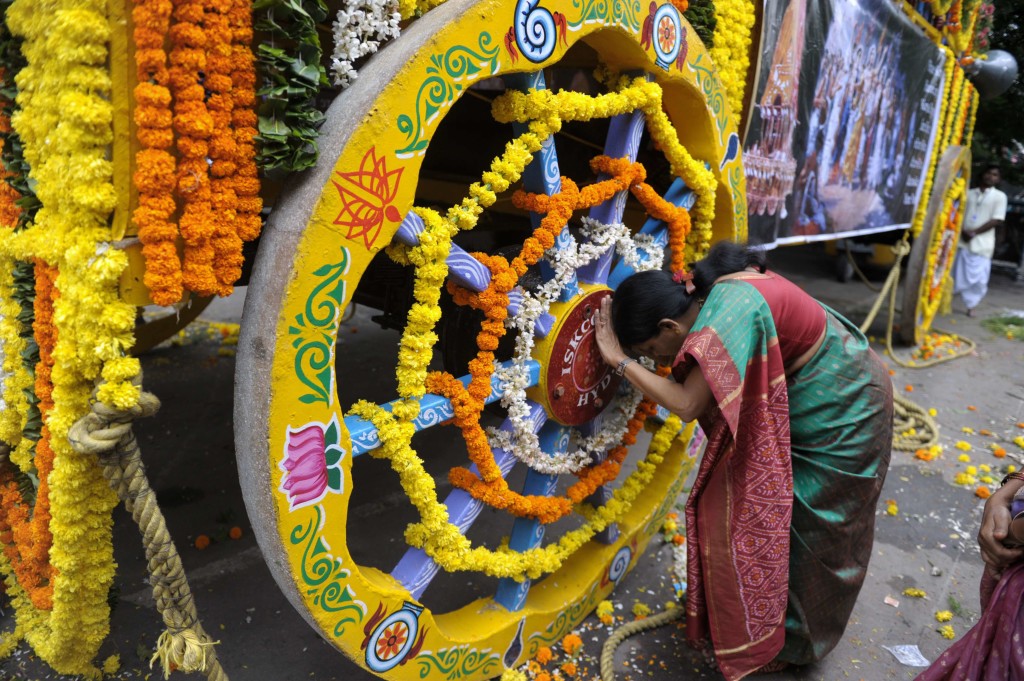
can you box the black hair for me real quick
[982,163,1001,175]
[611,242,767,348]
[611,270,695,348]
[690,241,766,295]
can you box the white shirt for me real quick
[964,186,1007,259]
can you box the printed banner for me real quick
[743,0,946,247]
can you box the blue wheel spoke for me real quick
[344,358,541,457]
[390,402,548,599]
[607,178,695,288]
[495,419,570,611]
[505,72,579,303]
[577,105,649,286]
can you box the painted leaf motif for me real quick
[325,445,343,467]
[327,467,342,492]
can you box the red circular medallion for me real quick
[544,290,621,426]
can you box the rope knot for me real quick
[68,375,160,457]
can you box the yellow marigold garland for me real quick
[0,162,29,457]
[1,0,137,674]
[492,78,716,261]
[919,177,966,334]
[709,0,756,120]
[0,261,58,611]
[0,255,30,452]
[350,397,683,580]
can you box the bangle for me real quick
[1000,472,1024,487]
[614,358,636,377]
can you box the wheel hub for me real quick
[529,286,621,426]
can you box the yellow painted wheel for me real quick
[900,145,970,346]
[235,0,744,677]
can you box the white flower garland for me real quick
[330,0,402,88]
[489,217,663,475]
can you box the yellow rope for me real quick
[600,605,685,681]
[67,376,228,681]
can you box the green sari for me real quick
[676,279,893,679]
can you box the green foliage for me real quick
[0,0,39,228]
[684,0,717,49]
[12,261,39,443]
[254,0,329,173]
[981,315,1024,340]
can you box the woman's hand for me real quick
[978,481,1024,576]
[594,296,626,367]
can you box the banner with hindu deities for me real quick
[743,0,946,247]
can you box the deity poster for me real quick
[743,0,946,247]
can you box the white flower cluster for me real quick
[331,0,402,88]
[489,218,662,475]
[672,540,688,598]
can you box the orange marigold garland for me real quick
[435,159,695,523]
[0,113,19,229]
[0,260,58,610]
[170,0,218,296]
[204,0,244,294]
[228,0,262,243]
[133,0,182,306]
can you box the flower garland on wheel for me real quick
[0,0,138,674]
[360,78,711,579]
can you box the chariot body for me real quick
[0,0,993,677]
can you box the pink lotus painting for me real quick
[279,416,346,511]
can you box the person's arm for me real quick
[964,217,1004,239]
[617,358,712,423]
[593,297,713,422]
[964,191,1007,239]
[978,476,1024,575]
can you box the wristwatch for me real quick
[614,358,636,376]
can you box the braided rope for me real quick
[853,238,942,451]
[68,379,228,681]
[599,606,685,681]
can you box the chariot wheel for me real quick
[900,145,970,346]
[235,0,745,676]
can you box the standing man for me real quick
[953,164,1008,317]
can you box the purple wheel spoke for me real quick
[390,402,548,599]
[494,420,570,611]
[577,105,649,286]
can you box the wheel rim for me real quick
[235,0,743,677]
[901,145,970,345]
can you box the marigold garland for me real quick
[204,0,244,295]
[351,397,685,580]
[0,0,136,674]
[228,0,262,243]
[492,78,716,262]
[918,177,966,337]
[0,260,58,611]
[170,0,218,296]
[133,0,182,306]
[709,0,756,121]
[911,50,955,238]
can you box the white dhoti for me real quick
[953,248,991,310]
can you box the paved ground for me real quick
[2,242,1024,681]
